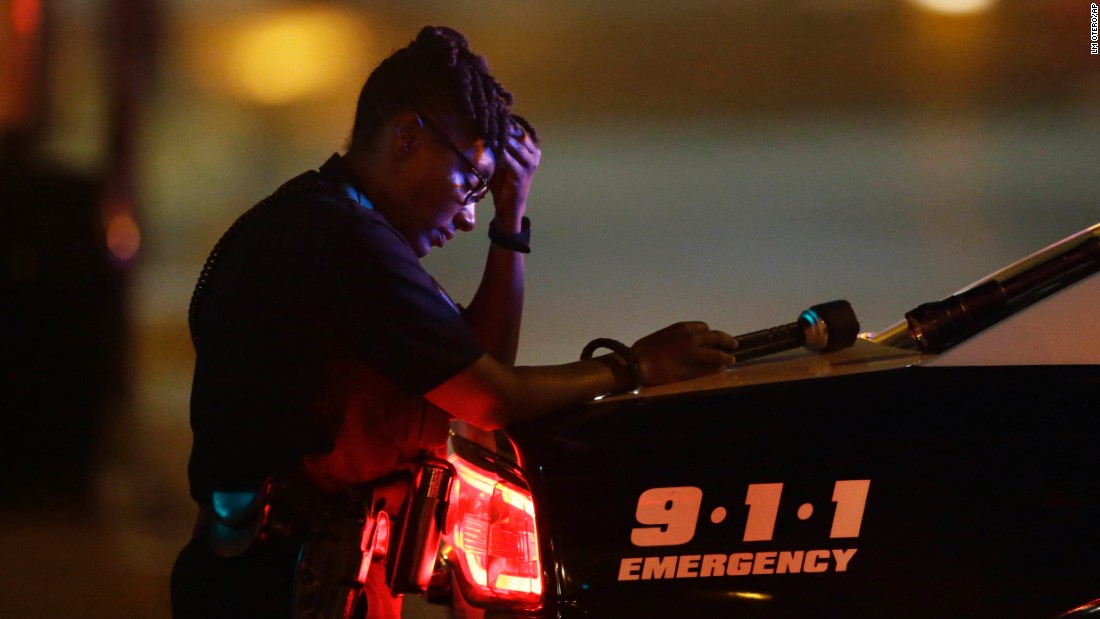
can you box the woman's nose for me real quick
[454,203,476,232]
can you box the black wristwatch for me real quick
[488,217,531,253]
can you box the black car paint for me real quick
[505,364,1100,618]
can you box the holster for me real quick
[286,479,384,619]
[386,459,455,594]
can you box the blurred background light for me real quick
[1,0,43,129]
[909,0,998,15]
[183,6,372,106]
[11,0,41,36]
[106,211,141,263]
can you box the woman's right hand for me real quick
[632,322,737,387]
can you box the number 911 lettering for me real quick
[630,480,870,547]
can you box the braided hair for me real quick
[349,26,537,154]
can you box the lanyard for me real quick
[342,183,373,210]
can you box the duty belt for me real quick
[195,471,386,619]
[194,460,454,619]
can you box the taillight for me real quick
[443,453,543,609]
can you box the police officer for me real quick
[172,25,737,619]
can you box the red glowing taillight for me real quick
[443,453,543,609]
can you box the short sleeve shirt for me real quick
[187,155,484,501]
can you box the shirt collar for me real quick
[319,153,373,210]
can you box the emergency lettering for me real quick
[617,548,858,581]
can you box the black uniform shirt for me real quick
[187,154,483,501]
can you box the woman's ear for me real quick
[391,112,424,157]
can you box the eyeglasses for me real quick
[418,115,490,205]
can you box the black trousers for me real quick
[170,536,301,619]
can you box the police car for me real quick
[429,224,1100,618]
